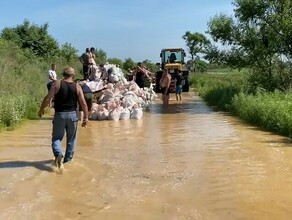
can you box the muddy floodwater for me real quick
[1,93,292,220]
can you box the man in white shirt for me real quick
[47,64,57,92]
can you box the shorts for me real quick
[161,87,170,95]
[176,85,182,94]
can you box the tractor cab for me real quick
[160,48,186,65]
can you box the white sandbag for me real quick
[86,80,104,92]
[108,108,121,121]
[109,74,119,83]
[96,105,109,120]
[91,103,99,111]
[122,95,137,108]
[123,91,136,97]
[89,65,101,81]
[120,108,131,120]
[131,107,143,120]
[97,111,109,121]
[90,110,98,120]
[101,94,114,103]
[140,100,150,109]
[121,76,129,85]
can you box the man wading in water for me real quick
[38,67,88,173]
[159,69,172,106]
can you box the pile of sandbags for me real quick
[85,64,157,121]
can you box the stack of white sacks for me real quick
[85,63,157,121]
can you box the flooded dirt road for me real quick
[1,93,292,220]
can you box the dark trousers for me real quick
[83,65,89,80]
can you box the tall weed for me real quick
[0,40,81,129]
[191,73,247,110]
[232,92,292,137]
[192,72,292,137]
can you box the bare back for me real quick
[160,73,171,88]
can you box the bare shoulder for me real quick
[52,80,61,93]
[76,83,83,95]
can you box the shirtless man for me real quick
[133,62,151,88]
[159,69,172,105]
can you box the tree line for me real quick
[0,19,159,74]
[183,0,292,93]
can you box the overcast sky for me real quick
[0,0,234,63]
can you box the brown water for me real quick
[1,93,292,220]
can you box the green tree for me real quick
[93,48,107,65]
[0,19,59,59]
[107,57,123,67]
[123,58,136,71]
[142,59,159,73]
[58,42,78,63]
[182,31,211,61]
[206,0,292,91]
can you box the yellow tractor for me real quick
[155,48,190,93]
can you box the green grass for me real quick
[191,72,247,110]
[0,40,83,130]
[191,72,292,138]
[231,91,292,137]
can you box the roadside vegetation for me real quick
[191,70,292,138]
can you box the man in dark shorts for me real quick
[175,71,183,101]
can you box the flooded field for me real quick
[1,93,292,220]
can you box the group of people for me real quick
[40,51,184,172]
[79,47,97,80]
[41,58,154,172]
[159,69,184,105]
[79,47,110,82]
[130,62,184,105]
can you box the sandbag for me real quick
[130,107,143,120]
[97,111,109,121]
[96,105,109,120]
[109,74,119,83]
[120,108,131,120]
[108,108,121,121]
[90,110,98,120]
